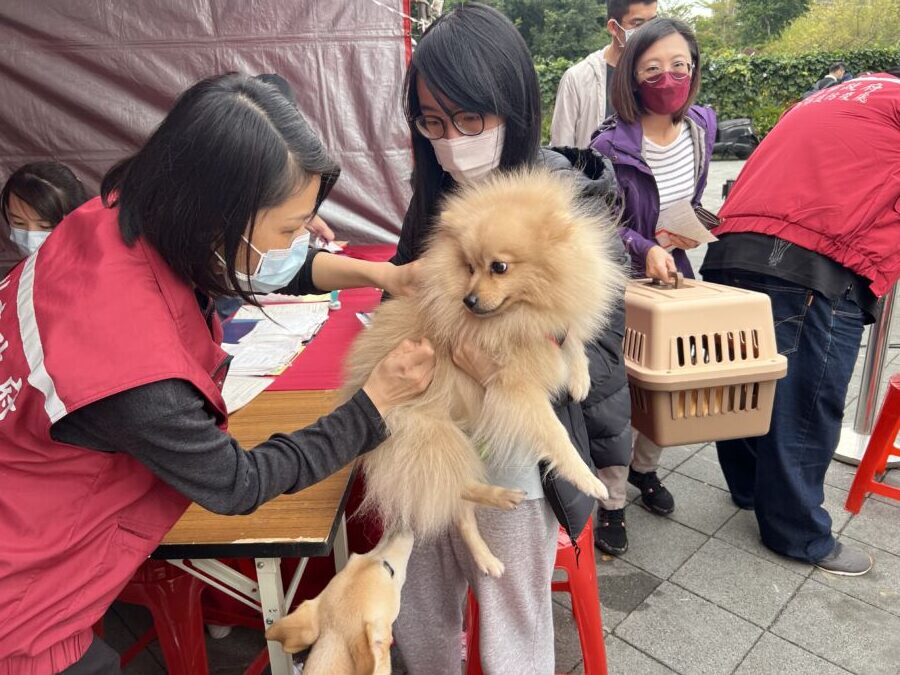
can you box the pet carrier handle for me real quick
[650,272,684,289]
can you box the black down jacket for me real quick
[390,147,632,542]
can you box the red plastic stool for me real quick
[846,373,900,513]
[465,518,608,675]
[116,559,209,675]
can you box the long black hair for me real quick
[101,72,340,301]
[404,2,542,234]
[1,161,89,256]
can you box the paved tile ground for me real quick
[108,160,900,673]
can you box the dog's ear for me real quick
[265,598,321,654]
[542,215,575,245]
[350,619,393,674]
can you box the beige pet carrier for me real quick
[624,274,788,446]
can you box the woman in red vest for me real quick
[0,73,436,674]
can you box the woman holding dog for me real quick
[590,18,717,553]
[0,74,437,674]
[390,4,631,673]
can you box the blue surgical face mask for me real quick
[10,227,51,256]
[220,231,311,295]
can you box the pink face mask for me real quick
[638,72,691,115]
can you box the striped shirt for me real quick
[643,123,696,211]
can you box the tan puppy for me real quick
[265,530,414,674]
[342,168,624,576]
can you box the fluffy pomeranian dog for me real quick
[341,167,624,576]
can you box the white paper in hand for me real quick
[655,200,718,251]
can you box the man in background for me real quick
[815,61,846,91]
[701,70,900,577]
[550,0,657,147]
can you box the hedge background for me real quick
[536,47,900,143]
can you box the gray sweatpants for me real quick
[394,499,558,675]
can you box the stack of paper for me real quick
[222,375,274,413]
[223,336,305,376]
[235,302,329,343]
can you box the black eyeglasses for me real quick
[412,111,486,140]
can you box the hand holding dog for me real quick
[378,260,422,298]
[452,340,499,388]
[363,338,435,415]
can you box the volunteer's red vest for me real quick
[716,75,900,297]
[0,197,229,673]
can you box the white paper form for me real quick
[222,375,274,413]
[655,199,719,251]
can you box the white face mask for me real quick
[430,124,506,185]
[613,20,638,47]
[10,227,51,256]
[218,231,311,295]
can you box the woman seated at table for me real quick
[0,160,89,276]
[0,73,437,675]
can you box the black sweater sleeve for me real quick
[277,247,327,296]
[50,379,386,515]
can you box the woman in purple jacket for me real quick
[589,18,716,552]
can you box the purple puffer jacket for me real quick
[590,105,717,278]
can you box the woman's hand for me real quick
[306,214,335,243]
[452,339,500,388]
[645,245,678,282]
[377,261,422,298]
[363,339,435,416]
[667,233,699,250]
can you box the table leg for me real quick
[256,558,294,675]
[334,514,349,571]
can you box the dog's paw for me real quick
[586,476,610,501]
[474,552,506,578]
[568,367,591,402]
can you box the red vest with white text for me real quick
[0,197,229,673]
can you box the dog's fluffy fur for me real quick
[342,168,624,575]
[266,531,414,674]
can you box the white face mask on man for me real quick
[430,124,506,185]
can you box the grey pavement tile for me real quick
[772,578,900,675]
[554,600,585,674]
[715,510,813,575]
[619,502,708,579]
[734,633,851,675]
[615,581,761,675]
[573,555,663,631]
[663,472,738,535]
[657,443,704,471]
[671,538,805,628]
[871,469,900,506]
[825,459,859,491]
[824,483,853,532]
[605,635,676,674]
[812,536,900,618]
[206,626,266,674]
[672,444,730,491]
[842,497,900,556]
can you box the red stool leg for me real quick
[846,377,900,513]
[465,590,483,675]
[119,561,209,675]
[564,524,608,675]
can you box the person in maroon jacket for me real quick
[701,68,900,576]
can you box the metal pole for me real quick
[834,282,899,467]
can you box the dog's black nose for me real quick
[463,294,478,309]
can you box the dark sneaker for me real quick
[628,469,675,515]
[815,542,874,576]
[595,508,628,555]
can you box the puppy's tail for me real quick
[360,409,483,538]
